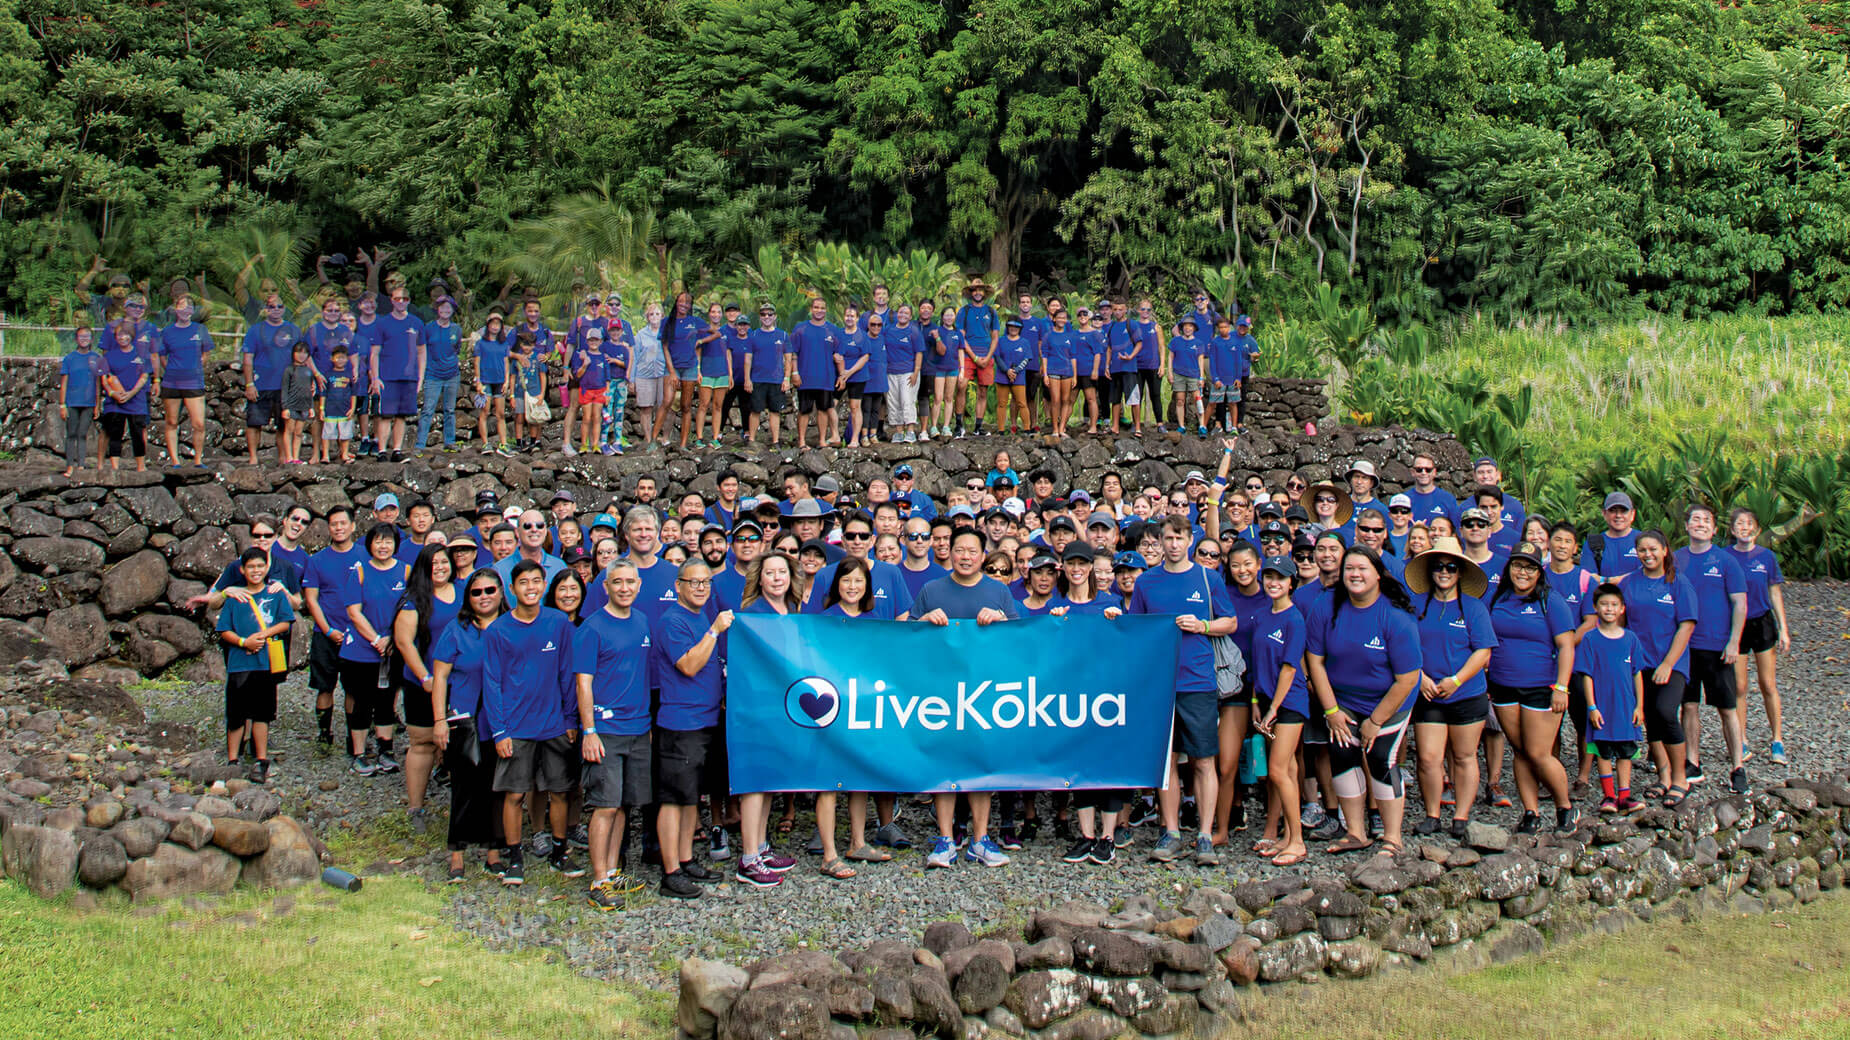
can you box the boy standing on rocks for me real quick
[216,547,294,785]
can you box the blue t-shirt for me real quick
[155,323,213,390]
[711,563,750,614]
[886,324,925,375]
[1078,329,1107,378]
[338,560,409,663]
[512,351,544,398]
[431,621,491,718]
[60,350,104,408]
[724,327,751,384]
[653,603,724,731]
[399,588,459,684]
[1591,530,1640,578]
[1106,321,1138,373]
[1207,336,1241,385]
[911,575,1022,621]
[747,328,790,384]
[215,587,296,674]
[305,321,349,380]
[1485,591,1575,687]
[1674,545,1745,651]
[1406,487,1458,527]
[955,303,998,358]
[372,312,425,382]
[1575,627,1647,742]
[481,608,577,742]
[1227,587,1272,672]
[697,322,730,379]
[1615,571,1698,678]
[1549,564,1602,621]
[1013,314,1045,372]
[572,607,653,737]
[1135,319,1162,371]
[102,344,152,415]
[353,317,383,384]
[241,321,301,392]
[1251,605,1311,716]
[1413,594,1497,701]
[1730,544,1784,618]
[858,329,888,393]
[1292,579,1335,616]
[424,321,461,381]
[836,329,866,384]
[304,545,363,638]
[791,321,843,391]
[899,561,947,599]
[927,326,963,374]
[1470,550,1508,601]
[1128,563,1235,693]
[323,364,358,419]
[474,329,511,384]
[492,551,566,591]
[1168,334,1209,380]
[1304,595,1422,714]
[803,559,914,619]
[576,347,610,391]
[1041,327,1078,378]
[994,335,1031,382]
[666,315,705,372]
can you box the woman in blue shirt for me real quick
[395,545,460,833]
[1615,530,1697,805]
[432,566,508,881]
[694,303,731,449]
[415,297,464,452]
[472,310,513,455]
[1404,538,1496,839]
[925,310,963,440]
[668,293,706,451]
[1729,506,1790,765]
[1250,555,1310,866]
[814,558,888,875]
[1053,544,1115,616]
[339,523,410,775]
[1303,546,1422,854]
[1213,543,1271,845]
[58,324,105,476]
[101,321,153,471]
[732,554,803,883]
[154,294,212,466]
[1485,542,1580,834]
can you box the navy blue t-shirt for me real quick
[1674,545,1745,651]
[1128,562,1235,693]
[572,607,653,737]
[911,575,1022,621]
[1575,627,1646,742]
[1304,595,1422,714]
[1413,594,1497,701]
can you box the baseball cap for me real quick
[731,518,763,537]
[1259,519,1291,539]
[1284,505,1309,523]
[798,539,830,558]
[1347,460,1377,481]
[502,505,523,521]
[1236,314,1252,327]
[1002,497,1025,517]
[550,489,575,504]
[1603,491,1635,511]
[584,326,604,340]
[1459,506,1491,525]
[1292,530,1317,552]
[893,464,914,478]
[1389,493,1413,510]
[1113,551,1148,571]
[948,504,977,520]
[1061,543,1095,563]
[1005,317,1023,331]
[1027,552,1058,570]
[476,502,502,519]
[1260,555,1294,578]
[1069,490,1092,505]
[1472,456,1497,469]
[1509,541,1546,568]
[373,493,400,511]
[1177,314,1199,330]
[590,513,618,531]
[734,315,750,326]
[1087,510,1117,529]
[700,522,727,538]
[561,545,592,565]
[1256,501,1284,519]
[815,475,841,494]
[1184,470,1208,485]
[1048,516,1077,534]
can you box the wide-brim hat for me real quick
[1303,483,1353,527]
[962,276,995,297]
[1404,536,1488,598]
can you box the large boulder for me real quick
[121,842,241,902]
[41,602,108,666]
[679,958,750,1039]
[77,834,130,888]
[240,816,319,888]
[125,613,207,673]
[169,528,235,581]
[719,983,828,1040]
[116,485,183,527]
[99,550,170,616]
[210,817,271,857]
[1,823,78,898]
[12,536,105,574]
[175,483,237,526]
[109,817,171,859]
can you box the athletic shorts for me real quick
[580,386,608,405]
[1075,374,1097,391]
[160,385,205,400]
[1593,740,1638,761]
[1171,688,1220,760]
[1172,374,1202,395]
[225,670,279,727]
[1738,612,1779,655]
[844,383,865,400]
[1412,691,1490,726]
[1268,704,1310,727]
[399,673,435,728]
[492,733,577,794]
[1208,384,1241,404]
[582,732,652,809]
[676,365,699,382]
[1685,648,1738,709]
[322,418,353,441]
[245,390,283,429]
[379,379,418,417]
[962,358,995,386]
[1301,708,1331,745]
[482,381,504,396]
[654,726,715,804]
[308,628,342,693]
[1115,372,1139,399]
[1043,364,1074,380]
[700,375,730,390]
[749,383,787,414]
[798,388,835,414]
[1488,681,1556,712]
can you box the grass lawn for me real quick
[6,874,1850,1040]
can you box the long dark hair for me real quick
[400,544,451,663]
[546,568,588,622]
[458,568,506,628]
[1330,546,1412,625]
[1638,529,1675,581]
[1488,553,1550,609]
[823,557,876,614]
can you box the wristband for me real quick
[583,724,597,735]
[1448,674,1461,687]
[1322,706,1340,718]
[1550,683,1568,694]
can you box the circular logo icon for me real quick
[784,676,840,729]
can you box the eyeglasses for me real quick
[1292,551,1314,561]
[467,587,499,597]
[677,578,712,588]
[125,302,145,309]
[250,531,276,539]
[1245,484,1265,492]
[843,531,872,541]
[1287,480,1307,490]
[1431,561,1461,574]
[1196,551,1221,561]
[1412,466,1435,473]
[1314,495,1338,505]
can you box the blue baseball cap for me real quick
[1113,551,1148,571]
[373,493,400,511]
[590,513,618,531]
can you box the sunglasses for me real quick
[733,534,762,543]
[1389,507,1412,514]
[250,531,276,539]
[905,533,931,541]
[984,568,1012,577]
[467,586,499,597]
[1292,551,1314,561]
[1287,480,1307,490]
[1462,519,1489,529]
[1431,561,1461,574]
[520,522,548,530]
[1314,496,1338,505]
[843,531,872,541]
[1412,466,1435,473]
[1196,552,1221,561]
[1357,526,1386,534]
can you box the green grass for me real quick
[0,877,670,1039]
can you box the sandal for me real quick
[1662,786,1690,808]
[1253,838,1280,856]
[845,845,892,863]
[776,817,794,837]
[1327,834,1374,855]
[1269,849,1307,867]
[819,858,857,880]
[1642,783,1668,801]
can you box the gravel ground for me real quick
[131,581,1850,986]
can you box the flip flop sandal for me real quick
[1269,850,1308,867]
[776,818,795,837]
[1327,835,1374,854]
[819,858,857,880]
[1642,784,1668,801]
[1253,838,1280,856]
[1662,786,1690,808]
[845,845,892,863]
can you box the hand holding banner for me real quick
[725,613,1179,793]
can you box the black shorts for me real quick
[582,732,652,809]
[482,381,505,396]
[308,628,342,693]
[225,670,279,727]
[1737,612,1779,655]
[1593,740,1638,761]
[1171,688,1219,760]
[798,389,835,414]
[245,390,283,429]
[1685,648,1738,709]
[160,385,205,400]
[400,673,435,728]
[1025,370,1045,398]
[1268,705,1310,727]
[1076,375,1096,391]
[1488,680,1556,711]
[655,726,716,804]
[749,383,787,414]
[1301,707,1331,745]
[844,383,865,401]
[492,734,578,794]
[1115,372,1139,400]
[1412,691,1491,726]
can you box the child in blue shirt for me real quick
[322,344,358,463]
[215,548,295,783]
[59,326,105,475]
[1575,583,1647,813]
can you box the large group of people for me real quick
[56,268,1264,474]
[196,442,1795,910]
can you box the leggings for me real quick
[1568,675,1591,748]
[1075,788,1127,814]
[100,412,147,459]
[1642,673,1687,744]
[444,719,502,851]
[338,656,399,732]
[1329,704,1412,801]
[1137,369,1164,421]
[63,406,94,467]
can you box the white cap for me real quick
[1002,497,1026,517]
[1389,493,1412,509]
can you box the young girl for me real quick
[472,310,513,456]
[510,329,545,452]
[280,341,317,464]
[1730,507,1790,765]
[1251,554,1309,866]
[58,325,104,477]
[1576,583,1648,813]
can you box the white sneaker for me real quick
[925,835,957,868]
[920,429,932,442]
[562,443,577,456]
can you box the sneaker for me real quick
[1770,740,1788,766]
[407,807,429,834]
[1149,831,1184,862]
[680,861,721,884]
[549,848,587,878]
[349,754,375,777]
[919,429,932,442]
[1300,801,1328,828]
[805,828,825,855]
[1366,810,1383,839]
[1616,795,1646,815]
[501,856,525,886]
[1599,796,1619,814]
[1113,829,1134,849]
[659,871,702,899]
[496,442,516,458]
[1196,426,1208,437]
[608,870,645,894]
[373,753,400,774]
[1730,766,1748,795]
[871,822,913,850]
[964,835,1010,867]
[997,826,1023,851]
[1050,818,1069,841]
[708,826,732,860]
[1124,800,1157,828]
[529,832,555,859]
[757,847,797,872]
[1018,818,1040,842]
[484,858,508,878]
[252,760,271,785]
[1061,837,1094,863]
[390,450,406,463]
[446,865,466,884]
[567,824,589,849]
[1308,815,1347,842]
[1413,816,1443,836]
[925,836,958,869]
[1515,811,1541,835]
[562,443,578,457]
[1448,819,1469,841]
[1554,808,1581,835]
[1090,838,1117,865]
[1193,833,1219,866]
[1685,760,1706,785]
[734,858,783,887]
[587,880,623,911]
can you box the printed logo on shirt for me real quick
[1658,592,1675,605]
[1703,565,1721,578]
[1521,604,1538,615]
[1364,636,1386,651]
[1449,617,1467,630]
[1186,591,1203,604]
[1267,628,1287,645]
[541,640,557,652]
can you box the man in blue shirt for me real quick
[790,296,843,450]
[745,302,792,447]
[414,296,464,453]
[370,286,426,461]
[1403,453,1458,529]
[890,464,937,519]
[1589,491,1642,578]
[302,506,360,747]
[575,559,655,906]
[954,278,999,437]
[1674,505,1749,793]
[884,303,926,443]
[240,294,300,465]
[650,561,734,899]
[494,509,567,589]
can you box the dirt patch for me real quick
[40,679,144,726]
[135,717,198,749]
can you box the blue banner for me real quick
[725,613,1180,793]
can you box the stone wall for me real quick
[678,772,1850,1040]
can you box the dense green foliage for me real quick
[2,0,1847,323]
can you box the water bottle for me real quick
[376,656,392,689]
[321,867,362,892]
